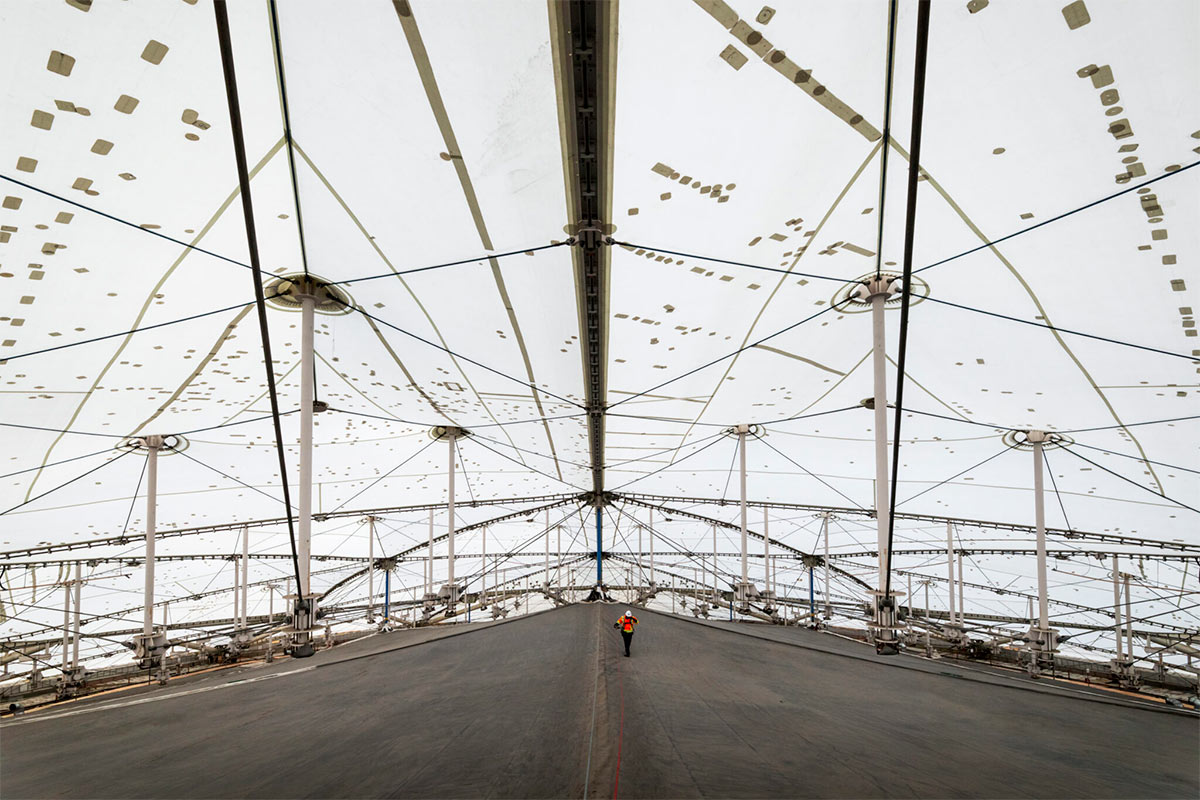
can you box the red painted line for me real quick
[612,658,626,799]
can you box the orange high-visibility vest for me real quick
[618,615,638,633]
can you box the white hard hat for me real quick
[626,609,633,616]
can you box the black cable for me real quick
[718,436,740,504]
[467,436,587,491]
[454,437,478,505]
[166,444,293,510]
[603,430,726,469]
[177,409,301,437]
[872,0,899,282]
[1,450,131,517]
[330,241,571,287]
[609,241,848,285]
[0,421,126,439]
[924,295,1194,362]
[608,433,729,492]
[1069,440,1200,476]
[470,430,590,470]
[335,300,585,411]
[0,446,115,480]
[757,434,868,510]
[913,159,1200,277]
[328,438,438,514]
[895,443,1018,508]
[120,456,149,541]
[266,0,310,282]
[329,405,587,432]
[607,303,839,410]
[2,302,255,364]
[213,0,303,596]
[0,174,256,275]
[1057,445,1199,513]
[1042,449,1077,535]
[883,0,931,603]
[1061,414,1200,434]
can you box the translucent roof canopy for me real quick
[0,0,1197,665]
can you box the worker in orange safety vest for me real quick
[613,609,639,657]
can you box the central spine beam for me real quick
[550,0,618,504]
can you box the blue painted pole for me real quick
[595,507,603,584]
[384,569,390,622]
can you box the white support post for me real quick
[482,524,487,605]
[822,512,831,619]
[648,509,655,587]
[367,516,376,620]
[1112,555,1123,659]
[71,563,81,672]
[143,435,161,639]
[297,294,315,600]
[907,572,912,620]
[712,522,718,601]
[1024,430,1059,671]
[61,581,71,673]
[1124,574,1133,661]
[446,430,457,604]
[556,524,562,592]
[231,555,240,624]
[240,525,249,629]
[637,523,643,589]
[763,506,770,600]
[427,508,434,597]
[1031,435,1049,630]
[544,510,550,589]
[738,424,749,587]
[870,290,891,594]
[946,520,956,624]
[957,550,965,625]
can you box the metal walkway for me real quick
[2,604,1195,798]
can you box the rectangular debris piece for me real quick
[719,45,748,70]
[1062,1,1091,29]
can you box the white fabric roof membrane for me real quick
[0,0,1197,670]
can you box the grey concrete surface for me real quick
[1,604,1195,799]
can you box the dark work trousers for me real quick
[621,630,633,656]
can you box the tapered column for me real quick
[544,510,550,588]
[556,524,561,591]
[1031,433,1049,629]
[822,512,831,619]
[367,516,376,620]
[957,551,965,625]
[446,429,457,600]
[1124,574,1133,660]
[482,524,488,604]
[712,522,718,600]
[737,424,749,586]
[240,525,249,629]
[637,523,643,587]
[427,508,434,597]
[870,289,891,592]
[648,509,654,586]
[71,563,82,672]
[946,520,956,624]
[297,294,315,598]
[1112,554,1123,660]
[61,581,71,673]
[763,507,770,599]
[1026,430,1058,671]
[143,435,162,638]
